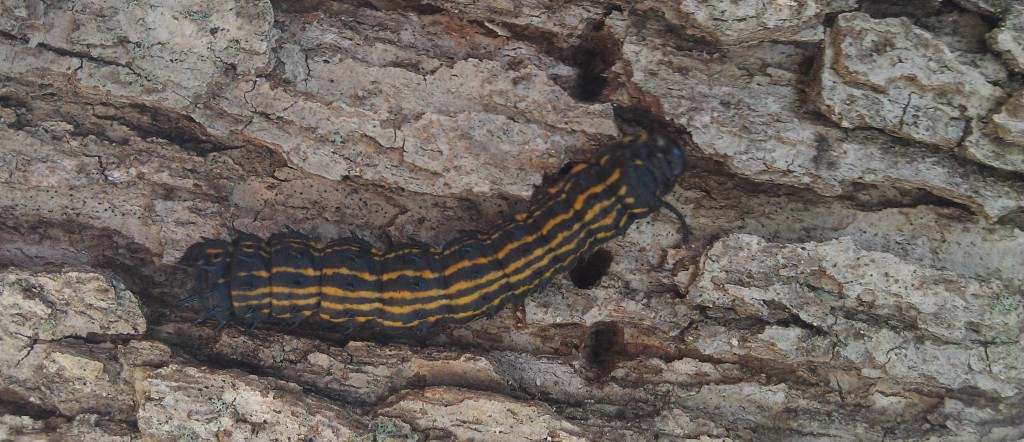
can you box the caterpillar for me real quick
[181,131,690,333]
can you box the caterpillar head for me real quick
[609,130,687,198]
[647,131,686,187]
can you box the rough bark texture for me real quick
[1,1,1022,441]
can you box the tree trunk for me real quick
[1,0,1022,440]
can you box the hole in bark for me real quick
[997,211,1024,232]
[566,21,622,102]
[841,182,976,215]
[569,248,613,289]
[583,321,624,375]
[116,104,225,154]
[762,299,827,336]
[0,388,60,420]
[613,106,688,139]
[858,0,956,20]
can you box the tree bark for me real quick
[1,1,1021,440]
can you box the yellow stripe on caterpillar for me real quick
[186,130,689,333]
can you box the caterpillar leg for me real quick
[659,199,691,244]
[511,298,528,327]
[286,307,306,330]
[246,315,266,331]
[235,307,265,330]
[213,311,230,331]
[195,305,230,331]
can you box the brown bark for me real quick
[1,1,1021,440]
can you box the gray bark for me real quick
[0,0,1021,440]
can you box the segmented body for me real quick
[187,131,687,332]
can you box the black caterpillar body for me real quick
[184,131,688,332]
